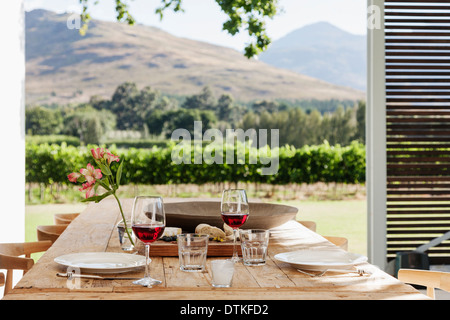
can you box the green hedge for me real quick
[25,141,366,186]
[25,135,81,147]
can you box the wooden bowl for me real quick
[164,201,298,232]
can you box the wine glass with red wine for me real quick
[221,189,249,262]
[131,196,165,286]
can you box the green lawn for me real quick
[281,199,367,256]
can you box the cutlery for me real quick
[57,272,141,280]
[297,268,371,277]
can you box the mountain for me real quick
[25,10,364,106]
[259,22,367,92]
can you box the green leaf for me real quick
[97,179,111,191]
[81,190,113,203]
[116,160,124,187]
[98,162,112,175]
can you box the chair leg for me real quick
[4,270,13,295]
[427,287,435,300]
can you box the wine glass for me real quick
[221,189,249,262]
[131,196,166,287]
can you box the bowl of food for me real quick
[164,201,298,232]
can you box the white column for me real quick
[366,0,387,270]
[0,1,25,244]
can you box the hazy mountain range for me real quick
[25,9,364,106]
[259,22,367,92]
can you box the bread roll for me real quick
[195,223,226,239]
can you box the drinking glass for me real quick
[211,259,235,288]
[221,189,249,262]
[177,234,209,272]
[131,196,165,287]
[239,229,270,266]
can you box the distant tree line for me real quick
[26,82,365,147]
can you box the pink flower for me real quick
[91,148,105,160]
[80,163,102,183]
[68,172,81,183]
[105,151,120,165]
[79,181,96,199]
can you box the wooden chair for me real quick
[299,221,317,232]
[398,269,450,300]
[299,221,348,251]
[0,272,5,287]
[54,213,79,225]
[37,224,68,243]
[323,236,348,251]
[0,241,52,295]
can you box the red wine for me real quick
[221,212,248,229]
[132,224,165,244]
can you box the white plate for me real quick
[274,249,367,271]
[54,252,147,274]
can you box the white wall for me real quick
[0,1,25,243]
[0,1,25,296]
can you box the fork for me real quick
[297,268,368,277]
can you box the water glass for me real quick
[211,259,235,288]
[177,234,209,272]
[239,229,270,266]
[117,219,135,252]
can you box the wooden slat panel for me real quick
[387,214,450,220]
[386,12,450,17]
[386,78,450,82]
[386,33,450,38]
[386,40,450,45]
[384,1,450,264]
[388,124,450,129]
[387,71,450,75]
[387,143,450,148]
[387,85,450,89]
[386,5,450,10]
[387,59,450,63]
[385,0,450,3]
[386,19,450,24]
[386,45,450,50]
[387,92,450,96]
[387,105,450,109]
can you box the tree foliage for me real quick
[78,0,279,58]
[26,82,366,148]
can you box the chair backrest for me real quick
[323,236,349,251]
[398,269,450,299]
[299,221,317,232]
[54,213,79,225]
[0,272,5,287]
[36,224,69,243]
[0,241,52,296]
[298,221,348,250]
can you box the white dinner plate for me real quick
[274,249,368,271]
[54,252,147,274]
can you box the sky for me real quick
[24,0,367,52]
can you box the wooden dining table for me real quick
[3,198,429,301]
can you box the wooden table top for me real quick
[3,198,429,300]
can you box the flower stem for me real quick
[113,193,135,246]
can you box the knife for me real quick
[56,272,141,280]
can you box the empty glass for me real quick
[177,234,209,272]
[239,229,270,266]
[117,219,135,252]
